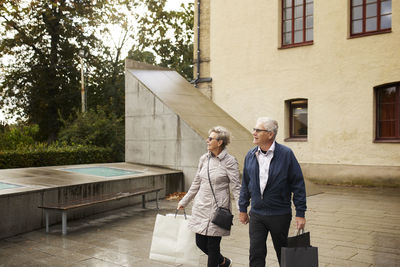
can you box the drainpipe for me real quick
[191,0,212,88]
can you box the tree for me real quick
[0,0,135,141]
[0,0,194,142]
[129,0,194,81]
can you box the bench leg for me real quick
[62,211,67,235]
[45,211,49,233]
[156,191,159,210]
[142,195,146,208]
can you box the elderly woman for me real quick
[178,126,241,267]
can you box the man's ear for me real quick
[269,132,275,141]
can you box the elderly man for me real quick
[239,117,307,266]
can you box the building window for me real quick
[351,0,392,37]
[375,83,400,141]
[282,0,313,47]
[289,99,308,139]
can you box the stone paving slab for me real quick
[0,185,399,266]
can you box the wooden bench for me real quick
[38,187,163,235]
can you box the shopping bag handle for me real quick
[294,228,305,236]
[175,209,187,220]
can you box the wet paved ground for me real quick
[0,185,399,267]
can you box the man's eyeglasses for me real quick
[252,128,270,133]
[207,137,218,141]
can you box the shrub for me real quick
[0,124,39,150]
[0,144,113,169]
[58,108,124,161]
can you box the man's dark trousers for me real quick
[249,212,292,266]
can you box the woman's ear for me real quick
[218,140,224,147]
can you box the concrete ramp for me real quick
[125,60,252,189]
[125,60,321,195]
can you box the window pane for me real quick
[306,15,313,28]
[366,17,377,31]
[381,0,392,15]
[306,0,313,3]
[352,20,363,33]
[292,106,308,136]
[379,87,396,102]
[284,20,292,32]
[377,86,398,139]
[306,3,313,16]
[306,29,313,41]
[284,8,292,20]
[294,30,303,43]
[352,0,363,6]
[352,6,363,20]
[295,0,303,5]
[381,14,392,29]
[366,3,377,17]
[284,0,292,8]
[366,0,377,3]
[379,121,396,137]
[283,32,292,45]
[295,18,303,30]
[379,104,396,120]
[295,6,303,18]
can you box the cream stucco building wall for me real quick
[197,0,400,185]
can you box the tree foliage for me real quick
[0,123,39,150]
[0,0,194,146]
[0,0,135,141]
[129,0,194,80]
[58,108,124,161]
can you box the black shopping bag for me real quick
[281,230,318,267]
[287,231,310,247]
[281,246,318,267]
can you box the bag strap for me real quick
[207,156,220,208]
[175,209,187,220]
[294,228,305,236]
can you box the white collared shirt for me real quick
[257,142,275,195]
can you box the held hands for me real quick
[239,212,249,224]
[295,217,306,230]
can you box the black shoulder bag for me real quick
[207,156,233,231]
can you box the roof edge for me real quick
[125,59,170,71]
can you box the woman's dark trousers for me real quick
[196,233,225,267]
[249,212,292,267]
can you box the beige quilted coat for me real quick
[178,149,241,236]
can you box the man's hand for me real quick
[239,212,249,224]
[295,217,306,230]
[177,204,184,210]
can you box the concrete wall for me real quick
[0,173,182,239]
[196,0,400,185]
[125,72,206,190]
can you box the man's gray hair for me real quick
[209,126,231,149]
[256,117,278,139]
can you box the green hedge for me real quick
[0,145,114,169]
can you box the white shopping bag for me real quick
[149,212,201,266]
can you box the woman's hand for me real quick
[177,204,184,210]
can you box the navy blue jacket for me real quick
[239,142,307,217]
